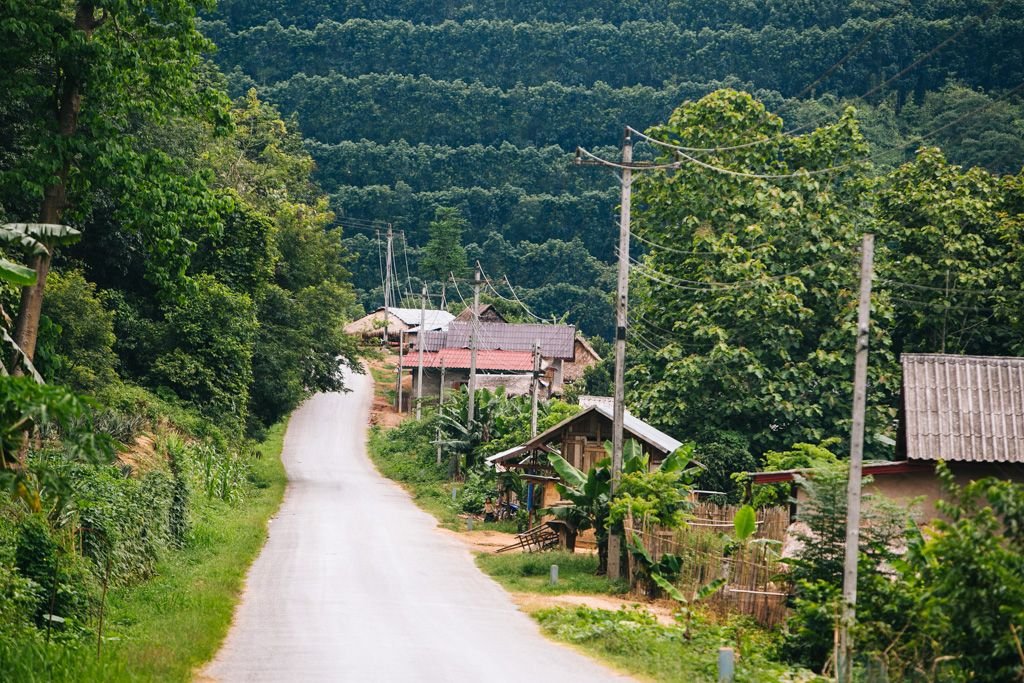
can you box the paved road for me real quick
[203,370,630,682]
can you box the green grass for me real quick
[0,420,289,682]
[535,606,823,683]
[476,551,628,595]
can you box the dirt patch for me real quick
[511,592,680,626]
[365,355,406,428]
[439,527,519,553]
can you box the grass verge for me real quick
[0,420,289,682]
[476,551,628,596]
[535,605,823,683]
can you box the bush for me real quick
[36,270,119,390]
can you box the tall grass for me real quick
[0,420,289,681]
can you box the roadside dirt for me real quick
[366,354,405,428]
[440,527,519,553]
[511,592,679,627]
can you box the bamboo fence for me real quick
[624,504,791,627]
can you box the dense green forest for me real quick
[0,0,360,675]
[206,0,1024,331]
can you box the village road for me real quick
[203,369,630,682]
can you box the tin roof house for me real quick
[749,353,1024,520]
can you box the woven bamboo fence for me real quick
[624,504,791,627]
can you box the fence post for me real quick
[550,564,559,586]
[718,647,735,683]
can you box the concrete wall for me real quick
[794,461,1024,522]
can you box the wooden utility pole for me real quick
[606,128,633,580]
[530,340,541,437]
[467,268,481,425]
[838,233,875,683]
[383,224,394,344]
[416,283,427,419]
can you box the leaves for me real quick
[732,504,757,541]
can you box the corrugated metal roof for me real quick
[523,405,683,456]
[421,322,576,359]
[902,353,1024,463]
[386,307,454,330]
[399,348,534,371]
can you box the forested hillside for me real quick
[206,0,1024,335]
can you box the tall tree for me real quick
[0,0,224,362]
[628,89,899,457]
[420,206,469,288]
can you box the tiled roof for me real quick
[421,322,576,359]
[902,353,1024,463]
[399,348,534,371]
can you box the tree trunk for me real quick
[10,2,96,369]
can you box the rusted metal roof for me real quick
[420,322,576,359]
[399,348,534,372]
[902,353,1024,463]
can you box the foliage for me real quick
[535,605,819,682]
[629,90,898,458]
[876,465,1024,681]
[779,466,915,672]
[0,376,114,474]
[150,275,258,429]
[475,550,628,596]
[875,147,1024,357]
[691,428,757,503]
[419,206,469,284]
[744,440,842,508]
[36,270,118,390]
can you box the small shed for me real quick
[345,306,454,343]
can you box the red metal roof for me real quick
[400,348,534,371]
[747,460,934,484]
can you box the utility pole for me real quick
[606,129,634,580]
[575,127,677,580]
[467,268,481,425]
[530,340,541,437]
[383,224,394,345]
[437,358,446,465]
[396,329,404,412]
[838,233,875,683]
[416,283,427,419]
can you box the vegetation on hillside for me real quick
[0,1,363,677]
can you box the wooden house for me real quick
[487,396,684,516]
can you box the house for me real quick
[454,304,507,324]
[748,353,1024,521]
[487,396,684,518]
[399,348,534,401]
[345,306,454,343]
[419,321,577,392]
[561,336,602,384]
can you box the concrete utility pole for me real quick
[838,233,875,683]
[467,268,481,425]
[606,129,634,580]
[383,224,394,345]
[575,127,677,579]
[437,358,446,466]
[530,340,541,438]
[416,283,427,419]
[396,329,404,412]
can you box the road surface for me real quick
[203,370,630,682]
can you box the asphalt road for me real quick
[203,370,630,682]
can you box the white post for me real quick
[838,233,875,683]
[396,329,404,412]
[383,224,393,345]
